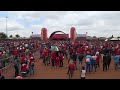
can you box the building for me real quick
[30,34,41,40]
[76,34,87,40]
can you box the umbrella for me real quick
[51,46,59,51]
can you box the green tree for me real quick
[0,32,7,39]
[15,34,20,38]
[9,35,13,38]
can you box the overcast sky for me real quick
[0,11,120,38]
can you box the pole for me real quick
[6,16,8,38]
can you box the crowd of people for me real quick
[0,39,41,79]
[39,40,120,79]
[1,39,120,79]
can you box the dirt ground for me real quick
[3,55,120,79]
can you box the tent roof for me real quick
[110,38,119,40]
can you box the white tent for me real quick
[110,38,119,41]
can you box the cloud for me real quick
[0,11,120,38]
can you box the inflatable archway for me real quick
[49,31,66,39]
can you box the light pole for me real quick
[6,16,8,38]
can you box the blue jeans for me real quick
[86,63,90,72]
[29,65,34,76]
[114,62,119,70]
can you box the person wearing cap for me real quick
[80,66,86,79]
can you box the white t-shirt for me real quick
[81,70,86,77]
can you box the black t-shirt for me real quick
[78,54,84,61]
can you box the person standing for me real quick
[86,53,92,73]
[71,51,77,70]
[114,54,119,70]
[55,53,60,68]
[59,53,64,67]
[14,55,20,77]
[103,53,108,71]
[80,66,86,79]
[68,60,75,79]
[91,54,97,72]
[96,53,100,68]
[107,53,111,70]
[1,51,8,67]
[51,51,56,67]
[78,52,84,69]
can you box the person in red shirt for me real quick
[51,51,56,67]
[14,48,19,57]
[59,53,64,67]
[21,62,27,72]
[67,60,75,79]
[55,53,60,68]
[20,54,26,65]
[21,62,27,77]
[28,54,35,76]
[96,53,100,68]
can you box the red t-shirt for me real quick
[20,57,25,63]
[44,52,48,58]
[51,52,56,59]
[21,63,27,72]
[14,50,18,56]
[96,55,100,63]
[28,56,35,66]
[55,57,60,66]
[69,63,75,72]
[59,54,64,61]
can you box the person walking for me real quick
[114,54,119,70]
